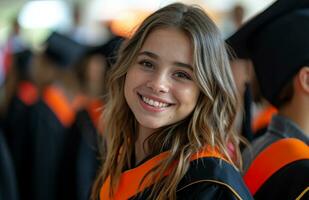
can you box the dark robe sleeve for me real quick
[176,158,253,200]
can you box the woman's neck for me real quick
[134,126,156,165]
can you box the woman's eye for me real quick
[139,60,154,69]
[174,71,192,80]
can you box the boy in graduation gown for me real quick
[29,32,87,200]
[69,36,124,200]
[227,0,309,199]
[3,49,38,200]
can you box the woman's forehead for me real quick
[139,27,193,64]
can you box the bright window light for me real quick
[19,0,70,29]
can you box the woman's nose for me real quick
[146,73,170,93]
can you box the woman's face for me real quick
[124,27,200,133]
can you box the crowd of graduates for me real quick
[0,0,309,199]
[0,27,123,200]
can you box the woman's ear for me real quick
[296,66,309,94]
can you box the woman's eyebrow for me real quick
[138,51,193,70]
[173,62,193,70]
[138,51,158,59]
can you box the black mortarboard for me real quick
[44,32,87,68]
[13,49,33,80]
[87,36,124,68]
[13,49,32,72]
[227,0,309,107]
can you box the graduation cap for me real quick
[87,36,124,68]
[13,49,32,73]
[227,0,309,107]
[44,32,87,68]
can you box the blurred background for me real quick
[0,0,275,46]
[0,1,276,200]
[0,0,276,89]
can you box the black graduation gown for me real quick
[4,96,33,200]
[29,87,76,200]
[4,82,38,200]
[242,116,309,200]
[131,157,253,200]
[57,96,103,200]
[0,129,19,200]
[100,150,253,200]
[254,159,309,200]
[59,109,101,200]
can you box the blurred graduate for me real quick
[29,32,87,200]
[228,0,309,199]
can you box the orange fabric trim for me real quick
[100,147,226,200]
[86,99,103,129]
[17,81,38,106]
[244,138,309,195]
[43,86,76,127]
[252,106,277,133]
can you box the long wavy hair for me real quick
[91,3,241,200]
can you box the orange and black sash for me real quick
[42,86,76,127]
[17,81,38,106]
[244,138,309,196]
[100,148,227,200]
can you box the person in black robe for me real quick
[62,36,124,200]
[2,49,38,200]
[227,0,309,199]
[29,32,87,200]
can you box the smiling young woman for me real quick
[91,3,253,200]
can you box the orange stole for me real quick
[43,86,76,127]
[243,138,309,195]
[100,147,226,200]
[17,81,38,106]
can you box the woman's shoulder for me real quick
[177,157,253,200]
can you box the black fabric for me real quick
[44,32,87,68]
[253,126,268,140]
[227,0,309,107]
[130,157,253,200]
[177,182,242,200]
[4,96,33,200]
[87,36,124,67]
[29,91,101,200]
[254,159,309,200]
[0,130,19,200]
[29,100,72,200]
[13,49,32,80]
[59,109,101,200]
[241,83,254,142]
[74,110,101,200]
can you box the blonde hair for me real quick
[92,3,241,200]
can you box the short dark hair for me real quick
[277,78,294,108]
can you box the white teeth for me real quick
[142,96,169,108]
